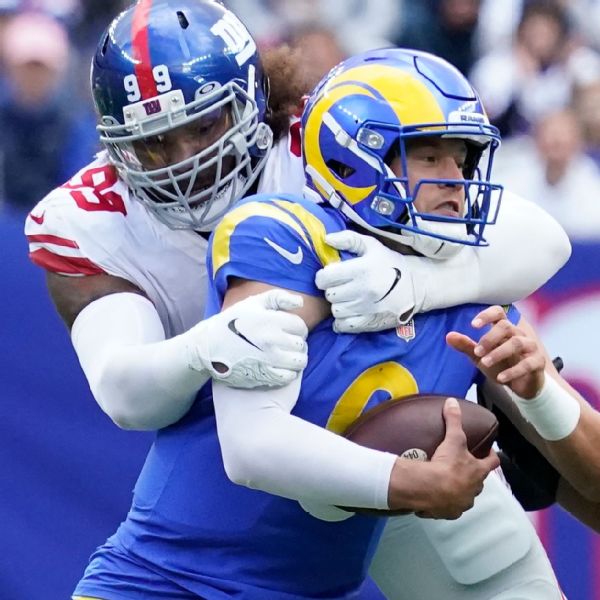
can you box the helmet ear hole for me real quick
[383,140,400,167]
[463,141,484,179]
[326,158,355,179]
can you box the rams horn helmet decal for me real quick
[302,48,503,259]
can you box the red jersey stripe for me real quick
[289,120,301,158]
[27,234,80,249]
[30,248,104,276]
[131,0,158,99]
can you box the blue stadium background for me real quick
[1,207,597,599]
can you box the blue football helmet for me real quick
[91,0,272,231]
[302,48,503,258]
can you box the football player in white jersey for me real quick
[25,0,569,434]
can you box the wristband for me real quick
[504,375,581,441]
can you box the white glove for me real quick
[188,289,309,388]
[315,230,422,333]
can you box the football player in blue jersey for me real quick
[71,49,589,600]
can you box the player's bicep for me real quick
[223,277,330,331]
[47,271,146,329]
[210,199,341,299]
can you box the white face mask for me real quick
[134,170,253,232]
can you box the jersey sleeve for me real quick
[505,303,520,326]
[207,194,344,305]
[24,158,129,277]
[25,192,106,276]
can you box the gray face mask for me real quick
[98,81,273,231]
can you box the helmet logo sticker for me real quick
[143,99,161,116]
[197,82,222,98]
[210,11,256,67]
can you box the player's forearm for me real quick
[213,380,396,509]
[407,191,571,312]
[501,373,600,502]
[556,476,600,533]
[72,293,209,430]
[87,342,207,430]
[542,403,600,502]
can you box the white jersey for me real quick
[25,132,304,338]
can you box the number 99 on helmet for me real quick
[91,0,272,231]
[301,48,503,259]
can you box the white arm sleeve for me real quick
[213,378,396,508]
[407,190,572,311]
[71,293,209,430]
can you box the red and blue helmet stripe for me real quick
[91,0,267,126]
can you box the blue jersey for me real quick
[75,194,519,600]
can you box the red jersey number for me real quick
[63,166,126,215]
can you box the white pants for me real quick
[369,473,565,600]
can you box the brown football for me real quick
[340,393,498,516]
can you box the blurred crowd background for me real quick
[1,0,600,237]
[1,1,600,600]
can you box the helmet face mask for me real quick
[302,49,503,259]
[91,0,272,231]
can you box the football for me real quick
[340,393,498,516]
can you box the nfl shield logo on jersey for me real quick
[396,319,416,342]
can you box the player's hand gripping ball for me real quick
[341,394,498,515]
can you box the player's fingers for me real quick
[441,397,467,446]
[446,331,477,361]
[478,448,500,474]
[268,310,309,340]
[324,230,368,255]
[332,315,377,334]
[496,354,546,384]
[479,336,537,368]
[330,299,366,320]
[262,367,302,386]
[268,348,308,371]
[261,289,304,312]
[323,282,359,304]
[315,261,358,290]
[474,319,519,357]
[471,305,510,328]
